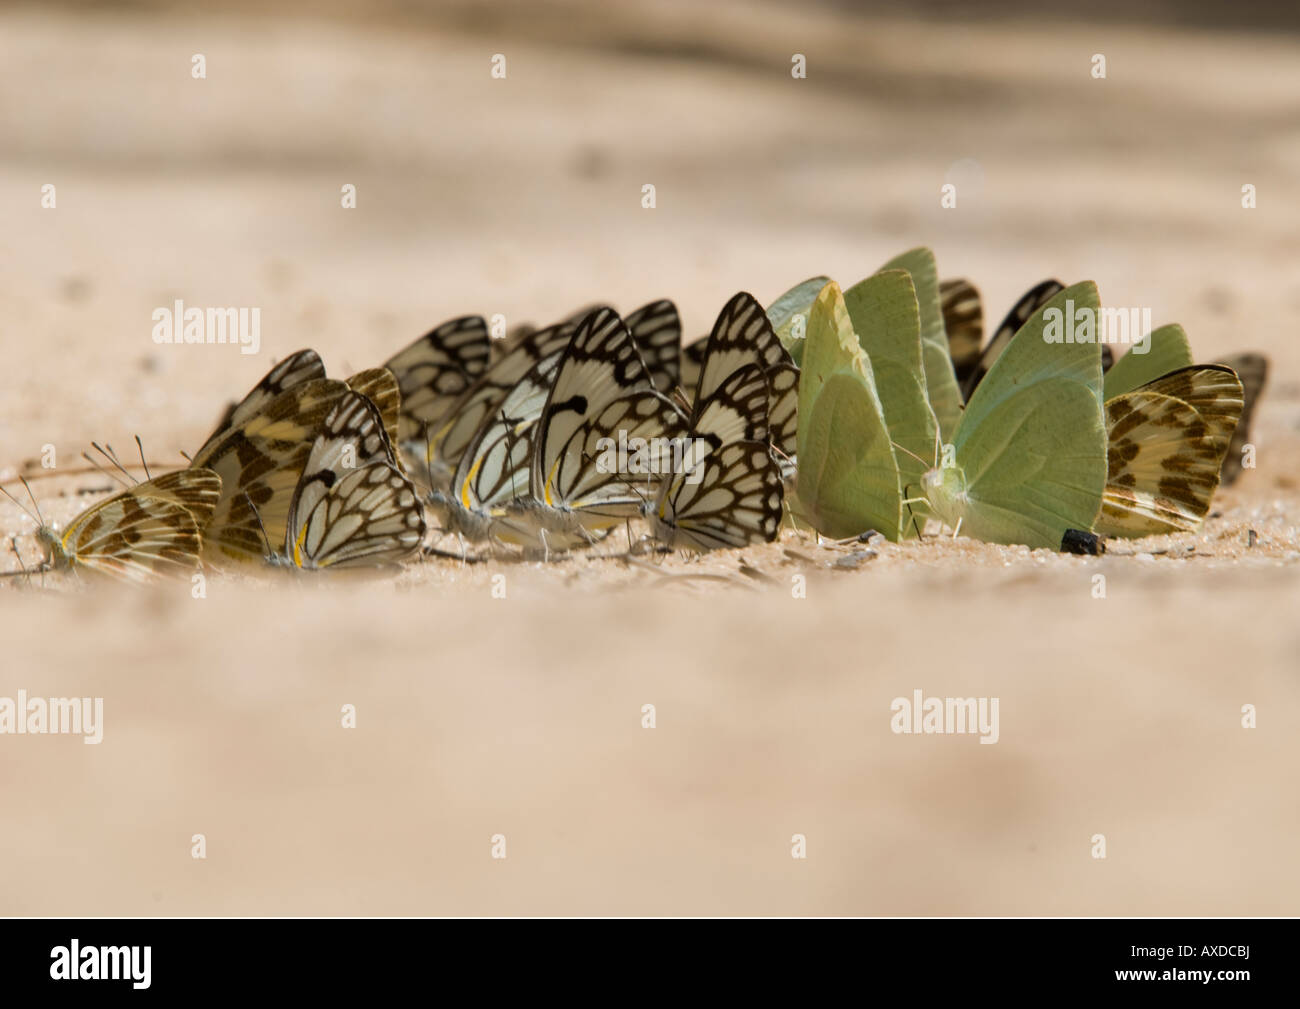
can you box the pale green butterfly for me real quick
[793,281,904,540]
[842,269,937,535]
[767,276,831,365]
[878,247,964,444]
[920,281,1107,550]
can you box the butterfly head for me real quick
[35,523,71,569]
[921,463,966,529]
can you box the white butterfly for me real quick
[502,306,688,553]
[271,390,426,569]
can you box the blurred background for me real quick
[0,0,1297,916]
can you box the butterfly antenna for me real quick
[0,481,41,528]
[890,440,932,470]
[179,450,193,464]
[134,435,152,482]
[101,442,136,483]
[85,443,134,489]
[243,491,275,559]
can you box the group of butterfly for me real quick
[0,246,1268,585]
[783,247,1266,552]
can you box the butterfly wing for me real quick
[767,275,832,364]
[929,281,1106,549]
[421,319,580,493]
[1213,352,1268,485]
[346,367,403,464]
[693,292,792,409]
[679,338,707,399]
[191,377,352,564]
[959,279,1064,402]
[652,364,782,550]
[530,307,686,530]
[845,269,939,529]
[940,277,984,385]
[132,468,223,528]
[442,342,568,539]
[383,316,490,449]
[59,469,223,582]
[195,349,326,459]
[877,248,963,441]
[1102,324,1194,400]
[1097,365,1244,537]
[766,363,799,483]
[626,299,682,394]
[287,391,397,541]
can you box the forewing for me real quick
[424,320,578,490]
[346,367,403,461]
[191,377,351,564]
[1213,352,1268,486]
[626,299,682,394]
[693,292,792,408]
[195,349,325,459]
[940,277,983,384]
[383,316,490,445]
[960,279,1063,401]
[1102,324,1194,400]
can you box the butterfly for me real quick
[767,276,832,365]
[647,361,782,551]
[188,349,379,565]
[1213,352,1268,486]
[433,332,570,546]
[843,268,938,534]
[502,306,688,553]
[274,390,427,569]
[685,292,800,482]
[1096,365,1244,537]
[2,466,222,583]
[938,277,983,381]
[793,281,904,540]
[645,292,794,550]
[420,319,579,503]
[623,299,682,394]
[382,315,490,467]
[921,281,1108,549]
[432,303,684,549]
[877,248,964,442]
[1088,324,1247,536]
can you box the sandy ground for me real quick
[0,1,1297,915]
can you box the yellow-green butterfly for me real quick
[920,281,1107,549]
[843,269,936,534]
[794,281,903,540]
[880,248,964,443]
